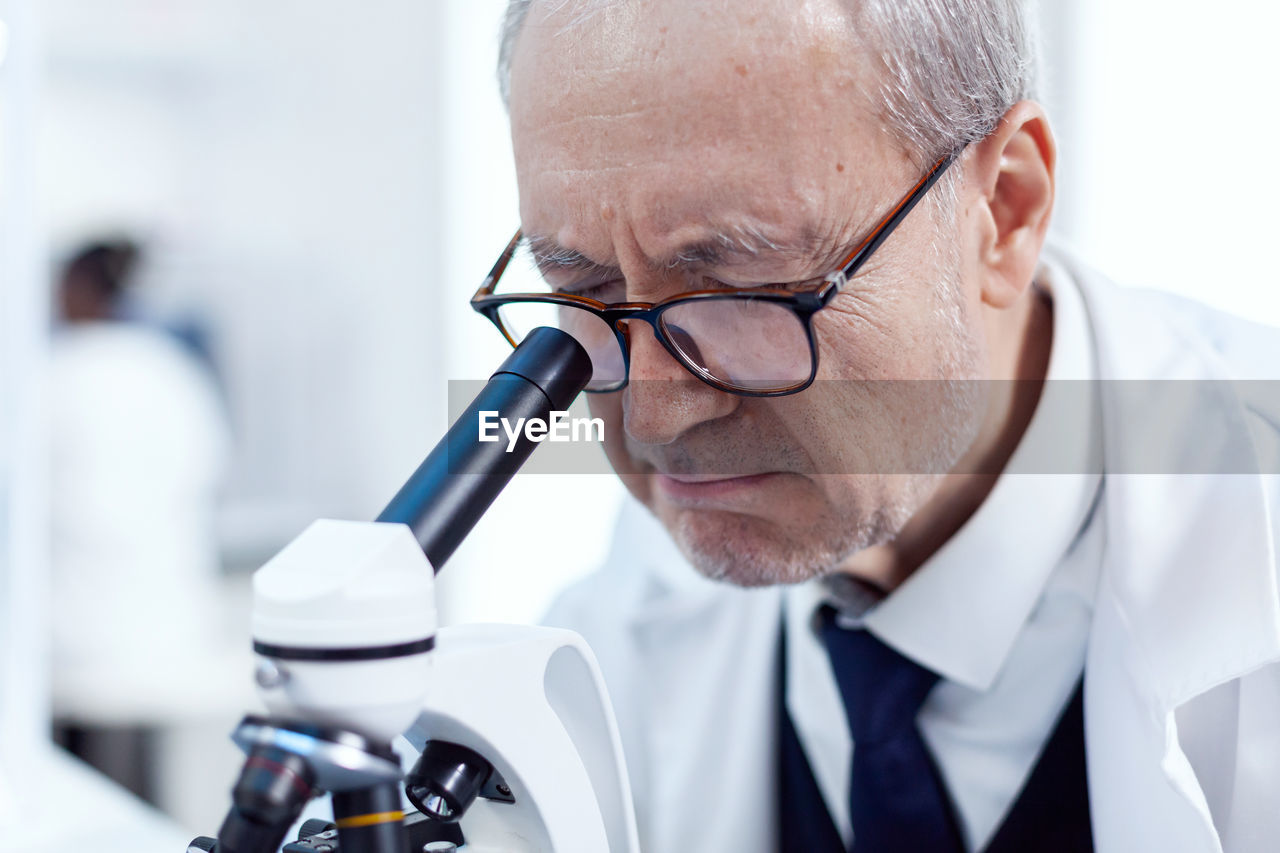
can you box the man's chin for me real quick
[615,465,899,587]
[653,503,855,588]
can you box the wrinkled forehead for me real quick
[506,0,905,262]
[510,0,862,126]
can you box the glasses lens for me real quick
[658,297,813,391]
[497,300,625,391]
[490,238,626,391]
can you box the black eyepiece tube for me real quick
[376,327,593,571]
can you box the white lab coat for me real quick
[545,250,1280,853]
[47,323,231,713]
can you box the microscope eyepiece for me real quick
[376,326,593,571]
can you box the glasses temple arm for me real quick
[830,149,963,289]
[477,229,524,296]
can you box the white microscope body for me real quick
[249,518,639,853]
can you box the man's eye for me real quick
[557,279,626,303]
[784,277,829,293]
[698,275,825,293]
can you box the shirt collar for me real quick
[793,257,1103,692]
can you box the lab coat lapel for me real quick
[621,507,785,853]
[1066,252,1280,852]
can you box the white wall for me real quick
[0,0,50,760]
[1048,2,1280,323]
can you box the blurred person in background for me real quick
[47,239,230,803]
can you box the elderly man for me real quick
[477,1,1280,851]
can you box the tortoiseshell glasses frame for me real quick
[471,149,960,397]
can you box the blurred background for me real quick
[1,0,1278,848]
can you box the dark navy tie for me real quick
[820,607,965,853]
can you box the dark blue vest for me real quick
[777,628,1093,852]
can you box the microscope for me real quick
[187,328,640,853]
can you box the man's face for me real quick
[508,0,992,586]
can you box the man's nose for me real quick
[621,320,739,446]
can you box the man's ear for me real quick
[965,101,1056,309]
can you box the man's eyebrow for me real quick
[525,235,617,275]
[525,224,836,275]
[665,224,781,268]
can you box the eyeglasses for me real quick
[471,150,960,397]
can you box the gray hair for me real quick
[496,0,1039,168]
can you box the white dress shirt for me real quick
[784,258,1106,851]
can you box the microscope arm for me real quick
[403,624,640,853]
